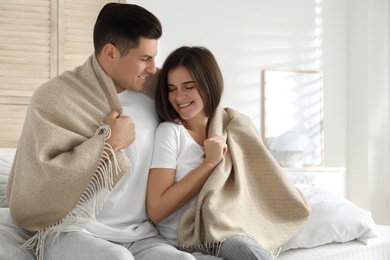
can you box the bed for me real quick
[1,148,390,260]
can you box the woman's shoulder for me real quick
[157,120,183,129]
[154,121,186,148]
[156,121,184,135]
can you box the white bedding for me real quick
[0,208,389,260]
[0,148,15,208]
[0,148,389,260]
[0,208,35,260]
[278,225,390,260]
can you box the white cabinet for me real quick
[283,167,346,197]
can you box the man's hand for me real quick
[105,111,135,152]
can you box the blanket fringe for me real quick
[180,242,223,257]
[269,247,282,260]
[203,242,223,257]
[22,123,120,260]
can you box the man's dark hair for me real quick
[93,3,162,56]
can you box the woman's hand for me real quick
[203,136,228,166]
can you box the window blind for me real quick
[0,0,123,147]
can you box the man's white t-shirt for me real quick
[150,121,205,242]
[84,90,159,242]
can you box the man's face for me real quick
[111,37,158,93]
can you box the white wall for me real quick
[130,0,390,224]
[347,0,390,224]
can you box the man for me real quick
[6,3,220,260]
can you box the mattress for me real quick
[1,148,390,259]
[1,208,389,260]
[278,225,390,260]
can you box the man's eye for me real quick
[140,56,151,61]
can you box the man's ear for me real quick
[102,43,116,61]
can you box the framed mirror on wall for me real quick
[262,69,324,167]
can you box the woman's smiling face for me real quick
[167,66,207,123]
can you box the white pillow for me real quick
[281,186,378,252]
[0,148,16,164]
[0,148,16,208]
[0,148,15,177]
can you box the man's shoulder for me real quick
[31,74,71,104]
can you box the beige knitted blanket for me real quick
[6,54,157,257]
[177,107,311,254]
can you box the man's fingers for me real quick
[107,110,120,119]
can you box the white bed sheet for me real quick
[278,224,390,260]
[1,147,389,259]
[1,210,389,260]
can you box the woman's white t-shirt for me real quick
[150,121,205,242]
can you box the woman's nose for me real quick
[175,89,186,100]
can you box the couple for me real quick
[6,3,310,260]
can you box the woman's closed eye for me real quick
[167,85,176,92]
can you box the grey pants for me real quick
[43,232,272,260]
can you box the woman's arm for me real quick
[146,136,227,224]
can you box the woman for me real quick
[146,46,274,260]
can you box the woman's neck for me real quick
[182,117,209,146]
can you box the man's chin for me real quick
[133,83,144,92]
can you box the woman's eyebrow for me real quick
[182,80,195,85]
